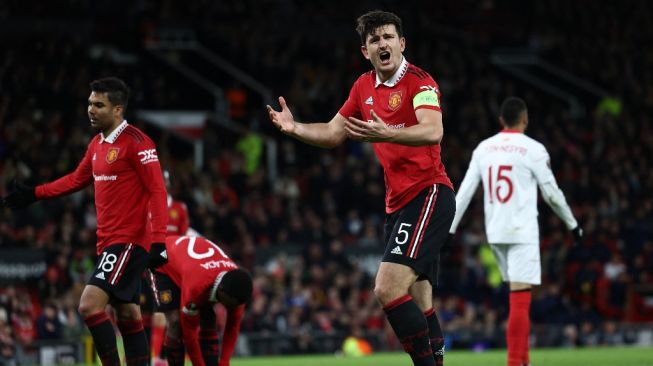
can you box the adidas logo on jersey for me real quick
[95,272,106,280]
[391,246,403,255]
[365,96,373,105]
[160,250,167,259]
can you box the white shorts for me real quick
[489,243,541,285]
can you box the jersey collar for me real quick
[375,57,409,88]
[209,271,227,302]
[100,120,128,144]
[501,128,523,134]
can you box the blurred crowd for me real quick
[1,0,652,361]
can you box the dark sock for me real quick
[424,308,445,365]
[164,336,186,366]
[200,328,220,366]
[117,319,150,366]
[142,313,152,346]
[84,312,120,366]
[383,295,435,366]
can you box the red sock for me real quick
[151,323,165,358]
[507,290,531,366]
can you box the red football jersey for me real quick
[339,58,453,213]
[167,196,190,235]
[35,122,168,253]
[158,235,242,366]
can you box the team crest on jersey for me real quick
[170,209,179,219]
[160,290,173,304]
[106,147,120,164]
[388,91,402,110]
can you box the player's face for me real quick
[361,24,405,81]
[88,91,122,133]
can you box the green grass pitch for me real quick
[63,346,652,366]
[228,347,653,366]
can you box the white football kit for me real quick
[450,130,578,284]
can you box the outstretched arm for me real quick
[266,96,348,148]
[35,144,94,199]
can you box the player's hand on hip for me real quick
[266,96,296,134]
[2,179,37,209]
[572,226,583,245]
[148,242,168,269]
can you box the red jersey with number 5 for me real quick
[338,58,452,213]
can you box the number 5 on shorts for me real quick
[395,223,412,245]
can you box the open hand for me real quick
[345,109,393,142]
[266,96,296,135]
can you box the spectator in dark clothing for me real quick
[36,302,62,340]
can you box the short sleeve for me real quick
[411,75,441,112]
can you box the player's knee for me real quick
[78,300,102,318]
[374,283,403,306]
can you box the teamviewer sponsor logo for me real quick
[138,149,159,164]
[94,174,118,181]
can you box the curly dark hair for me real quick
[355,10,403,45]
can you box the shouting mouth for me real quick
[379,51,391,65]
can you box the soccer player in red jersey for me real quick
[3,77,168,366]
[164,170,190,236]
[150,235,253,366]
[141,169,191,365]
[267,10,454,366]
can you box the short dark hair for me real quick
[500,97,528,127]
[89,77,130,111]
[356,10,403,45]
[220,268,253,304]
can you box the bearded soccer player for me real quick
[267,10,454,366]
[2,77,168,366]
[150,235,252,366]
[449,97,582,366]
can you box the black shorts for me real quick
[88,243,149,304]
[153,272,180,312]
[139,270,156,313]
[383,184,455,285]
